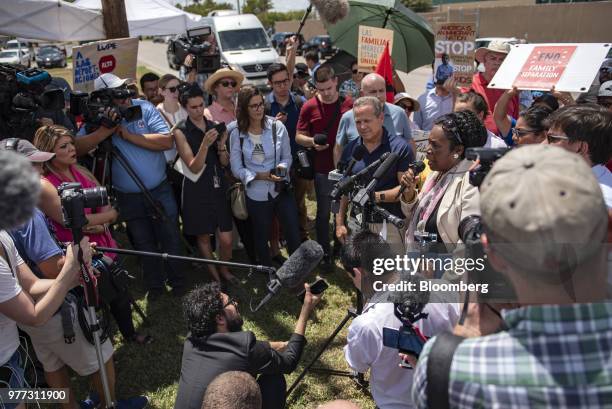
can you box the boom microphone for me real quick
[314,134,328,145]
[330,151,391,200]
[353,153,399,206]
[397,160,426,198]
[0,150,40,230]
[344,144,366,176]
[252,240,324,311]
[310,0,350,25]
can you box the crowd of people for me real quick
[0,33,611,409]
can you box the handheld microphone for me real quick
[252,240,324,311]
[330,152,391,200]
[353,153,399,206]
[397,160,426,198]
[0,150,40,230]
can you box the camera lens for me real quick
[458,215,482,244]
[82,186,108,209]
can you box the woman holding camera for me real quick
[400,111,486,246]
[173,85,237,286]
[229,85,301,267]
[33,125,152,345]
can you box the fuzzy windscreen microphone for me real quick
[0,150,40,230]
[310,0,350,24]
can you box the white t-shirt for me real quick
[157,103,189,163]
[484,130,507,148]
[592,164,612,208]
[0,231,24,365]
[248,132,265,165]
[344,300,460,409]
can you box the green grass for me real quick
[69,197,377,409]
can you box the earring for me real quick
[453,154,459,159]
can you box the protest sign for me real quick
[434,22,476,87]
[489,43,610,92]
[357,26,394,73]
[73,37,138,93]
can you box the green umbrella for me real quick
[326,0,434,74]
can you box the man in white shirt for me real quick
[340,230,459,409]
[545,105,612,208]
[454,90,507,148]
[413,80,453,132]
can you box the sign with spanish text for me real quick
[357,26,394,73]
[512,45,577,89]
[434,22,476,87]
[73,37,138,93]
[489,43,610,92]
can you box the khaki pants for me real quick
[293,177,313,240]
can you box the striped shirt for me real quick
[412,303,612,408]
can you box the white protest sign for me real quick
[434,22,476,87]
[73,37,139,93]
[357,25,394,73]
[488,43,610,92]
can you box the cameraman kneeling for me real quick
[340,230,458,409]
[174,282,321,409]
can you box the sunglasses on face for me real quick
[512,127,539,137]
[220,80,238,88]
[600,67,610,73]
[546,133,569,144]
[163,86,179,93]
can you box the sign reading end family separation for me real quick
[357,26,394,73]
[488,43,610,92]
[73,37,139,93]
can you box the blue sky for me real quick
[174,0,310,12]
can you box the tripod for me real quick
[287,289,369,398]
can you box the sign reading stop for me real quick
[99,55,116,74]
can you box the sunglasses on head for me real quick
[219,80,237,88]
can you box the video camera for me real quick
[70,87,142,130]
[465,147,511,187]
[58,182,108,232]
[170,26,222,74]
[0,64,65,139]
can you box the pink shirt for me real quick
[204,101,236,124]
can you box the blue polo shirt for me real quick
[77,99,170,193]
[336,102,413,148]
[265,92,305,156]
[341,128,413,218]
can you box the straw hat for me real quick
[204,68,244,94]
[475,39,512,63]
[393,92,420,112]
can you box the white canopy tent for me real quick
[74,0,204,36]
[0,0,105,41]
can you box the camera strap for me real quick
[425,331,464,409]
[272,120,277,169]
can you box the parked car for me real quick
[153,35,172,43]
[4,39,32,65]
[0,49,31,66]
[36,46,66,68]
[302,35,335,60]
[271,32,290,49]
[276,32,305,56]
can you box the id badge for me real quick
[213,175,221,189]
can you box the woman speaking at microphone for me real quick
[400,111,486,249]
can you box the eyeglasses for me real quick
[271,78,290,87]
[248,102,265,110]
[163,86,179,93]
[546,133,570,144]
[511,127,539,137]
[223,296,238,309]
[352,69,365,75]
[219,80,237,88]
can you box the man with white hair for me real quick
[334,73,415,165]
[411,144,612,408]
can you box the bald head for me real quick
[361,73,386,104]
[317,400,361,409]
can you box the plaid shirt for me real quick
[412,303,612,408]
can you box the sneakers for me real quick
[117,395,149,409]
[80,391,100,409]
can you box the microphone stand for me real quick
[287,289,369,399]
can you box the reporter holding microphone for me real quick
[400,111,485,250]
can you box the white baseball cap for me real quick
[94,73,127,90]
[598,80,612,97]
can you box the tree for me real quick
[242,0,272,15]
[184,0,233,16]
[401,0,433,13]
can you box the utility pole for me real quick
[101,0,129,39]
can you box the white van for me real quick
[211,14,280,89]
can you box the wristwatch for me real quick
[379,193,385,202]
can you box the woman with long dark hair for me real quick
[229,86,301,266]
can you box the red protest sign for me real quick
[512,45,577,90]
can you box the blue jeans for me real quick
[116,180,184,290]
[246,190,301,266]
[0,349,26,409]
[314,173,333,255]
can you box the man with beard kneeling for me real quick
[174,282,322,409]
